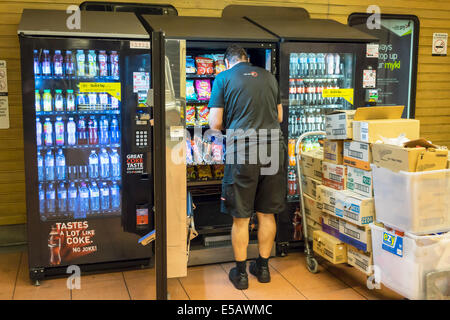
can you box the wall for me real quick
[1,0,449,225]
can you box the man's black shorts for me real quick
[220,142,287,218]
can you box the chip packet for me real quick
[195,79,211,101]
[186,105,196,126]
[186,80,197,101]
[186,56,196,74]
[186,138,194,165]
[192,135,203,164]
[197,165,213,181]
[212,164,224,180]
[196,105,209,126]
[187,166,197,181]
[213,54,226,74]
[195,57,214,75]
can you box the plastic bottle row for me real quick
[36,116,120,147]
[289,53,344,78]
[34,49,119,78]
[37,148,120,182]
[39,180,121,217]
[36,89,120,113]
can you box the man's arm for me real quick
[208,75,225,130]
[277,104,283,123]
[209,107,224,131]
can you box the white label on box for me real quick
[347,166,373,198]
[366,43,379,58]
[360,122,369,142]
[344,141,370,162]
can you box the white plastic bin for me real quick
[370,223,450,300]
[371,165,450,235]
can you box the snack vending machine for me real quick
[18,9,155,282]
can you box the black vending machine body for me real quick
[18,9,155,281]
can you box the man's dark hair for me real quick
[224,44,248,64]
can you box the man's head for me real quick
[224,44,249,69]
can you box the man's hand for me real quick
[209,107,224,131]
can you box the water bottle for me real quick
[37,152,44,182]
[100,182,110,210]
[55,149,66,180]
[99,116,109,145]
[110,181,120,210]
[78,183,89,217]
[45,150,55,181]
[110,117,120,144]
[289,53,298,78]
[36,118,42,146]
[57,182,67,213]
[110,149,120,178]
[99,148,110,178]
[88,150,99,178]
[326,53,335,75]
[308,53,316,77]
[67,117,77,146]
[89,182,100,212]
[46,183,56,214]
[316,53,326,76]
[299,53,308,76]
[39,183,45,215]
[68,182,78,214]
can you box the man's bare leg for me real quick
[232,217,250,261]
[256,212,276,258]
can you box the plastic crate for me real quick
[371,165,450,235]
[370,223,450,300]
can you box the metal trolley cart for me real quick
[294,131,326,274]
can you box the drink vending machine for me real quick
[18,9,157,282]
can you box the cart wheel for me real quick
[306,256,319,274]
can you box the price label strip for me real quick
[79,82,121,101]
[322,88,354,105]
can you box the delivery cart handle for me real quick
[295,131,326,157]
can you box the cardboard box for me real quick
[346,166,373,198]
[317,185,337,216]
[338,220,372,252]
[335,190,375,226]
[313,230,347,264]
[322,162,347,190]
[347,245,373,275]
[321,213,340,238]
[352,106,420,143]
[325,110,356,140]
[301,175,322,200]
[323,140,344,165]
[306,218,321,242]
[372,139,449,172]
[303,194,323,224]
[300,149,323,180]
[343,141,372,170]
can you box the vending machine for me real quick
[18,9,156,282]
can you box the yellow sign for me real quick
[79,82,121,101]
[322,88,354,104]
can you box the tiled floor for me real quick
[0,247,404,300]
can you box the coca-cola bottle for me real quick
[48,226,61,266]
[296,79,305,106]
[289,79,296,106]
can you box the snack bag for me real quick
[196,105,209,126]
[212,164,224,180]
[186,105,196,126]
[195,57,214,75]
[187,166,198,181]
[211,140,223,164]
[203,140,213,164]
[213,54,226,75]
[192,135,203,164]
[186,138,194,165]
[197,165,213,181]
[186,80,197,101]
[195,80,211,101]
[186,56,196,74]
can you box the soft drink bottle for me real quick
[111,96,119,109]
[43,90,52,112]
[65,50,75,76]
[57,182,67,213]
[33,50,40,75]
[326,53,334,75]
[53,50,64,76]
[35,90,41,112]
[99,93,109,109]
[66,90,76,111]
[100,182,110,210]
[98,51,108,77]
[88,50,97,77]
[88,93,98,108]
[110,182,120,210]
[308,53,316,77]
[88,150,99,178]
[55,149,66,180]
[54,90,64,112]
[99,148,110,178]
[110,117,120,144]
[77,116,88,145]
[45,150,55,181]
[288,139,296,167]
[99,116,109,144]
[39,183,45,215]
[37,152,44,182]
[289,79,296,105]
[44,118,53,146]
[48,226,61,265]
[77,93,86,107]
[76,50,86,77]
[299,53,308,76]
[296,79,304,106]
[89,182,100,212]
[68,182,77,214]
[78,183,89,217]
[46,183,56,213]
[42,50,51,75]
[55,117,65,146]
[334,53,341,75]
[36,118,43,146]
[110,51,119,78]
[88,116,99,145]
[110,148,120,178]
[67,117,77,145]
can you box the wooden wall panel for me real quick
[0,0,449,225]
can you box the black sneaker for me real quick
[229,267,248,290]
[249,261,271,283]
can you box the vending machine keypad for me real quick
[135,130,148,147]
